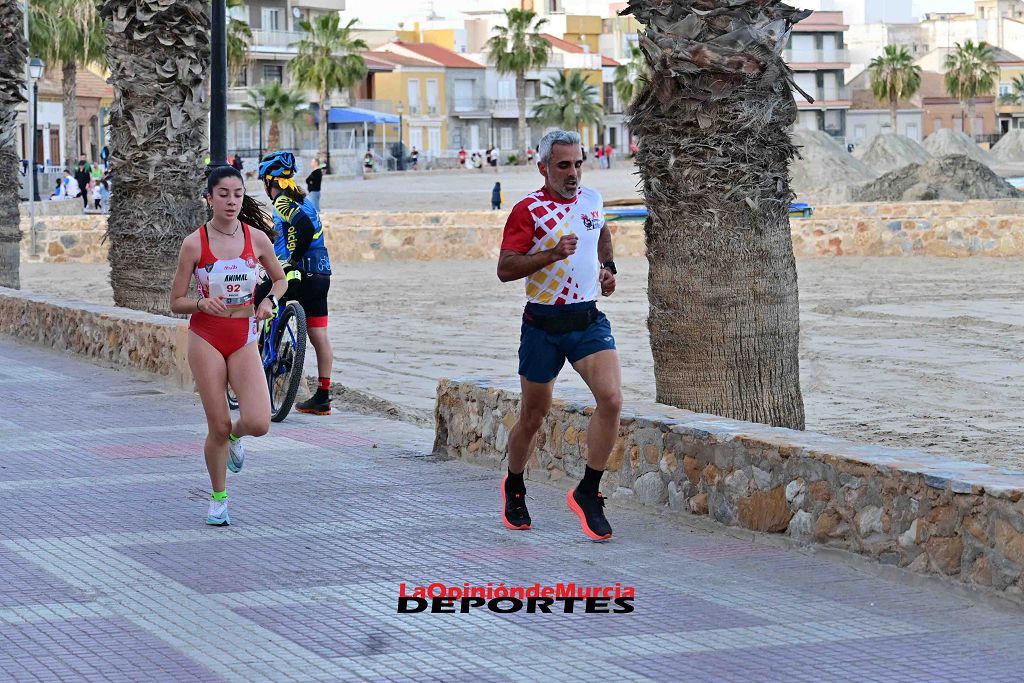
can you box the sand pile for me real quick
[853,154,1019,202]
[853,134,932,174]
[991,129,1024,163]
[790,129,878,203]
[922,128,992,166]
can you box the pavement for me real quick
[3,338,1024,682]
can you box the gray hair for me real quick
[538,130,581,164]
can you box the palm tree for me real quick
[869,45,922,134]
[99,0,209,315]
[1011,73,1024,104]
[29,0,104,169]
[226,0,251,87]
[613,44,647,109]
[290,15,367,172]
[0,1,28,289]
[486,8,551,159]
[623,0,807,429]
[944,40,998,136]
[241,82,307,151]
[532,71,603,135]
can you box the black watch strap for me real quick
[602,260,617,275]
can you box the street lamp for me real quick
[209,0,228,167]
[255,90,265,160]
[396,100,404,171]
[28,55,44,255]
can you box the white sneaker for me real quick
[227,436,245,473]
[206,499,230,526]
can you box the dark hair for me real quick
[206,165,276,240]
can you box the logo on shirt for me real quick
[246,257,256,268]
[582,215,596,230]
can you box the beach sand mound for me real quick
[922,128,992,165]
[991,128,1024,163]
[853,154,1018,202]
[790,129,878,204]
[853,134,932,174]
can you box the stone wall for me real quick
[19,199,1024,264]
[0,288,192,388]
[435,378,1024,594]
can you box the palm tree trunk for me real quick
[516,72,527,163]
[0,1,28,289]
[889,94,898,134]
[62,60,77,168]
[319,85,329,171]
[627,0,806,430]
[967,99,977,137]
[100,0,210,315]
[268,121,280,150]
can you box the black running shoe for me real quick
[502,476,532,530]
[567,488,613,540]
[296,396,332,415]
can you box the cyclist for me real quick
[170,165,288,526]
[257,152,335,415]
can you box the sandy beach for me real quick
[20,255,1024,470]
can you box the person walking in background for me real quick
[595,144,604,169]
[74,161,90,210]
[363,148,375,175]
[231,153,244,171]
[604,143,613,169]
[306,158,323,212]
[98,179,110,213]
[458,146,467,168]
[409,147,419,170]
[491,181,503,211]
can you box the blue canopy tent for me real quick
[605,202,814,221]
[326,107,400,159]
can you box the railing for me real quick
[494,98,536,116]
[250,30,306,50]
[353,99,393,114]
[784,48,850,64]
[450,97,489,112]
[797,86,852,103]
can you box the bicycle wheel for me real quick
[267,301,307,422]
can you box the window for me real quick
[500,126,513,149]
[497,78,515,100]
[407,79,420,114]
[228,3,247,22]
[426,79,439,114]
[409,126,423,150]
[603,83,616,112]
[453,79,474,111]
[232,66,248,88]
[1000,82,1012,96]
[428,127,441,152]
[263,64,283,84]
[261,7,281,32]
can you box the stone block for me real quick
[689,492,709,515]
[737,486,792,533]
[634,471,668,505]
[925,536,963,575]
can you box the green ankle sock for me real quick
[228,433,239,443]
[211,490,227,501]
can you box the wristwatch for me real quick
[602,260,617,275]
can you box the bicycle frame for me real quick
[259,303,298,374]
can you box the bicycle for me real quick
[227,297,307,422]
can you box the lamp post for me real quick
[396,100,404,171]
[255,90,265,160]
[209,0,227,167]
[28,56,44,255]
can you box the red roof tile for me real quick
[387,42,484,69]
[363,50,438,69]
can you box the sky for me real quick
[341,0,979,30]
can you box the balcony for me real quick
[784,48,850,66]
[450,97,489,114]
[493,98,537,118]
[292,0,345,9]
[354,99,393,114]
[796,86,852,106]
[250,29,305,52]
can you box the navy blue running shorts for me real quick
[518,302,616,384]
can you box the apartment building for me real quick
[787,11,853,139]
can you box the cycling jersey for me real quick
[272,195,332,275]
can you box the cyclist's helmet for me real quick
[258,151,297,181]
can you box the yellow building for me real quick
[365,49,450,158]
[995,47,1024,133]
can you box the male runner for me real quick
[496,130,623,541]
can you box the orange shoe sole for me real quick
[296,406,331,415]
[567,489,612,541]
[501,476,531,530]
